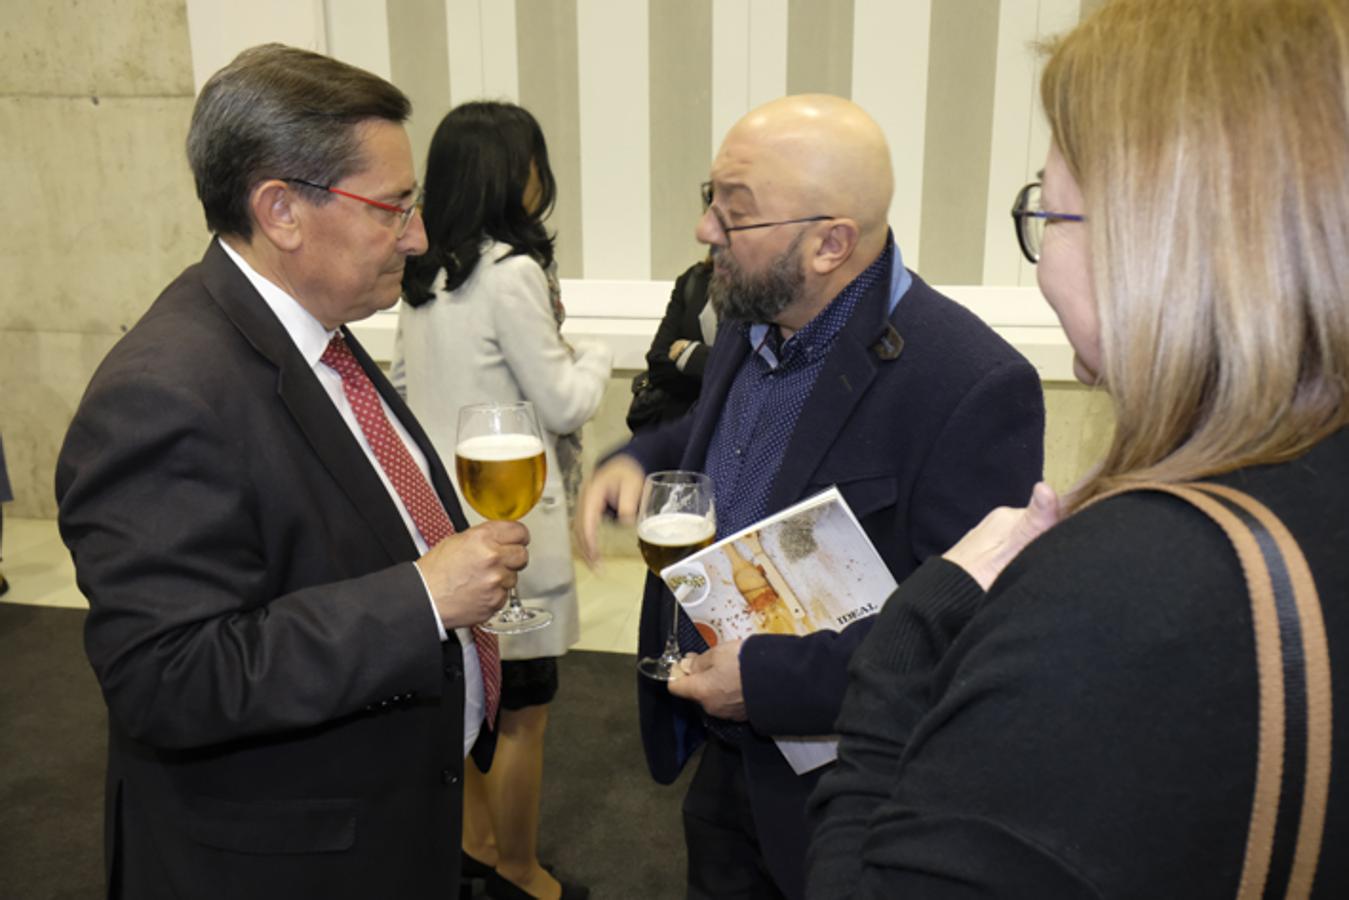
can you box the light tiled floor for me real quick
[1,517,649,655]
[2,517,86,609]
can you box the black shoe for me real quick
[462,852,495,881]
[484,869,589,900]
[460,852,494,899]
[0,575,8,597]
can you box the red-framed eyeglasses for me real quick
[284,177,423,237]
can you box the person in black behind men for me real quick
[627,257,715,432]
[55,45,527,900]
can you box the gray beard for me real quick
[708,232,807,324]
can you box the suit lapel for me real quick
[765,260,898,513]
[682,326,751,470]
[197,241,422,562]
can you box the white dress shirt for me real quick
[219,240,484,756]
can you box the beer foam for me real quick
[455,433,545,461]
[638,512,716,545]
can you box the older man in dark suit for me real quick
[577,95,1046,900]
[55,45,527,900]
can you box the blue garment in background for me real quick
[0,435,11,503]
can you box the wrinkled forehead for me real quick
[345,119,418,196]
[708,132,805,210]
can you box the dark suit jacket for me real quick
[644,260,713,412]
[56,240,490,900]
[622,262,1045,898]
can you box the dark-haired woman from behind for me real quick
[393,101,608,900]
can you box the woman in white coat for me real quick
[394,101,610,900]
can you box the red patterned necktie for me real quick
[321,333,500,728]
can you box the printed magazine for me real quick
[660,487,897,773]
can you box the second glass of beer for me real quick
[636,470,716,681]
[455,401,552,634]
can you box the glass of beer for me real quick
[455,401,552,634]
[636,471,716,681]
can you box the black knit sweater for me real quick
[807,428,1349,899]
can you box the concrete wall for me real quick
[1,0,207,517]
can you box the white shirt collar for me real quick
[217,238,336,366]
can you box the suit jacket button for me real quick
[441,769,459,785]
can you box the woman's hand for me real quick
[942,481,1061,591]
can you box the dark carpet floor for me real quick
[0,603,693,899]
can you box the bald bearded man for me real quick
[577,95,1044,900]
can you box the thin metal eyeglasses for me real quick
[1011,181,1084,264]
[700,181,834,239]
[284,177,423,237]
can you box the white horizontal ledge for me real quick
[351,280,1076,381]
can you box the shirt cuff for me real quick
[412,561,449,642]
[674,341,701,372]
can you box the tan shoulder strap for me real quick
[1089,481,1331,900]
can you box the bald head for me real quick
[699,95,894,328]
[720,94,893,242]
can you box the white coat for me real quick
[392,241,612,658]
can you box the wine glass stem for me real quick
[665,593,682,664]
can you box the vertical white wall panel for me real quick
[480,0,520,101]
[851,0,931,268]
[184,0,1066,288]
[746,0,788,109]
[445,0,487,102]
[981,0,1041,287]
[982,0,1080,287]
[186,0,326,93]
[576,0,651,278]
[324,0,392,80]
[446,0,519,105]
[710,0,787,160]
[711,0,750,160]
[1025,0,1081,218]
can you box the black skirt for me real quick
[500,656,559,709]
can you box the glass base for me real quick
[480,605,553,635]
[637,652,683,682]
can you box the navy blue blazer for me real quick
[621,261,1046,896]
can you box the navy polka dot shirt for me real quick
[705,240,895,538]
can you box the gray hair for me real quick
[186,43,411,238]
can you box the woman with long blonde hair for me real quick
[808,0,1349,895]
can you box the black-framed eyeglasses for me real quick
[1011,182,1085,264]
[700,181,834,239]
[284,177,423,237]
